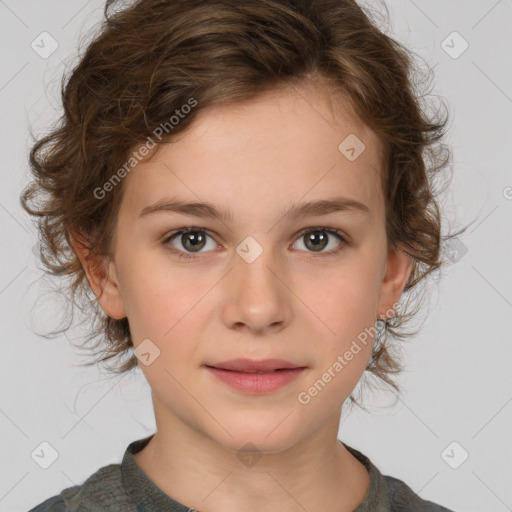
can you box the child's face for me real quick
[85,84,411,452]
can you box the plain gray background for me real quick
[1,1,511,511]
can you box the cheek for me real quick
[115,255,194,345]
[295,258,381,388]
[298,283,377,410]
[302,261,382,338]
[119,266,215,381]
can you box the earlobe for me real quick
[70,232,127,320]
[377,247,414,320]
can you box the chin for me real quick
[208,424,302,456]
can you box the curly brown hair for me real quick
[20,0,468,409]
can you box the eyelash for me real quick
[162,226,349,261]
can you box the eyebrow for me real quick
[138,196,370,222]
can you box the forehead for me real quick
[121,83,385,223]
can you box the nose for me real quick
[221,249,292,335]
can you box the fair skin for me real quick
[72,82,413,512]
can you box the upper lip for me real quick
[206,358,305,372]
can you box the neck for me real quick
[133,406,370,512]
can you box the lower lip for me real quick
[205,366,305,393]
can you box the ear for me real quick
[376,246,414,320]
[70,232,127,320]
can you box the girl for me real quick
[23,0,465,510]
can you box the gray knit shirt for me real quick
[28,435,455,512]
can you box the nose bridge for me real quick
[239,247,279,295]
[237,242,282,304]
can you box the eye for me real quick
[163,228,218,259]
[292,227,347,255]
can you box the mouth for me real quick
[204,359,307,394]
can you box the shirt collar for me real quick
[121,434,189,511]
